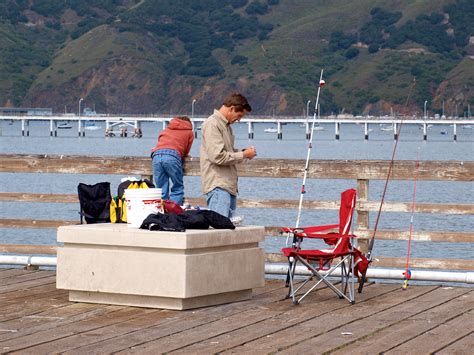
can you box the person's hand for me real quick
[243,146,257,159]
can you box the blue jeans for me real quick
[152,149,184,205]
[206,187,236,218]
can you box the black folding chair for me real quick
[77,182,112,224]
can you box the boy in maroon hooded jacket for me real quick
[151,116,194,205]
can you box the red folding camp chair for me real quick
[281,188,361,305]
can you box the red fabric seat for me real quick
[281,188,362,305]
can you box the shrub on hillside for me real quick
[345,48,359,59]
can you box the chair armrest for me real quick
[281,224,339,235]
[301,233,359,239]
[302,224,339,233]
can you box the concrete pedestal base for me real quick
[56,224,265,310]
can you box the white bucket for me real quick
[124,188,163,228]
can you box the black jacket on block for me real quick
[140,210,235,232]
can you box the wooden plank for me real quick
[211,285,437,354]
[275,288,471,354]
[371,257,474,270]
[0,193,78,203]
[130,284,395,354]
[0,288,70,323]
[0,269,30,279]
[0,244,57,254]
[436,331,474,354]
[0,270,54,286]
[386,309,474,354]
[1,154,472,181]
[2,192,472,215]
[272,229,474,243]
[331,290,473,354]
[4,308,163,353]
[0,219,78,228]
[265,254,474,270]
[0,275,57,294]
[0,270,469,353]
[354,229,474,243]
[0,303,111,342]
[358,201,474,215]
[0,307,151,352]
[3,221,468,245]
[59,281,294,353]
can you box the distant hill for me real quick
[0,0,472,116]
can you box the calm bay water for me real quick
[0,120,473,260]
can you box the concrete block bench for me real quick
[56,224,265,310]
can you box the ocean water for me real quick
[0,120,473,261]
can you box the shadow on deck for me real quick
[0,269,472,354]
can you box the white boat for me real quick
[58,122,72,129]
[84,122,101,130]
[380,125,393,131]
[313,125,325,131]
[264,128,277,133]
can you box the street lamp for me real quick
[306,100,311,119]
[191,99,196,119]
[424,100,428,119]
[78,98,84,117]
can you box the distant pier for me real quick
[1,115,472,141]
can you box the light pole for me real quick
[424,100,428,119]
[191,99,197,137]
[78,97,84,137]
[78,98,84,117]
[306,100,311,119]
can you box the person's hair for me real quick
[222,93,252,112]
[175,116,191,122]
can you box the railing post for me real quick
[356,179,369,254]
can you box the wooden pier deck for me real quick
[0,269,472,354]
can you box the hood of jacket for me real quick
[168,118,193,130]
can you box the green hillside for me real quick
[0,0,472,116]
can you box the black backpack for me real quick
[77,182,112,224]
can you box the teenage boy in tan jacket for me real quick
[200,93,257,218]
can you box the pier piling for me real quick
[248,122,254,139]
[21,119,29,136]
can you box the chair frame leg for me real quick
[288,253,356,305]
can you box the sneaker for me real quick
[230,216,244,226]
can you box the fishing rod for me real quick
[287,69,326,245]
[283,69,325,289]
[403,150,420,290]
[358,78,417,293]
